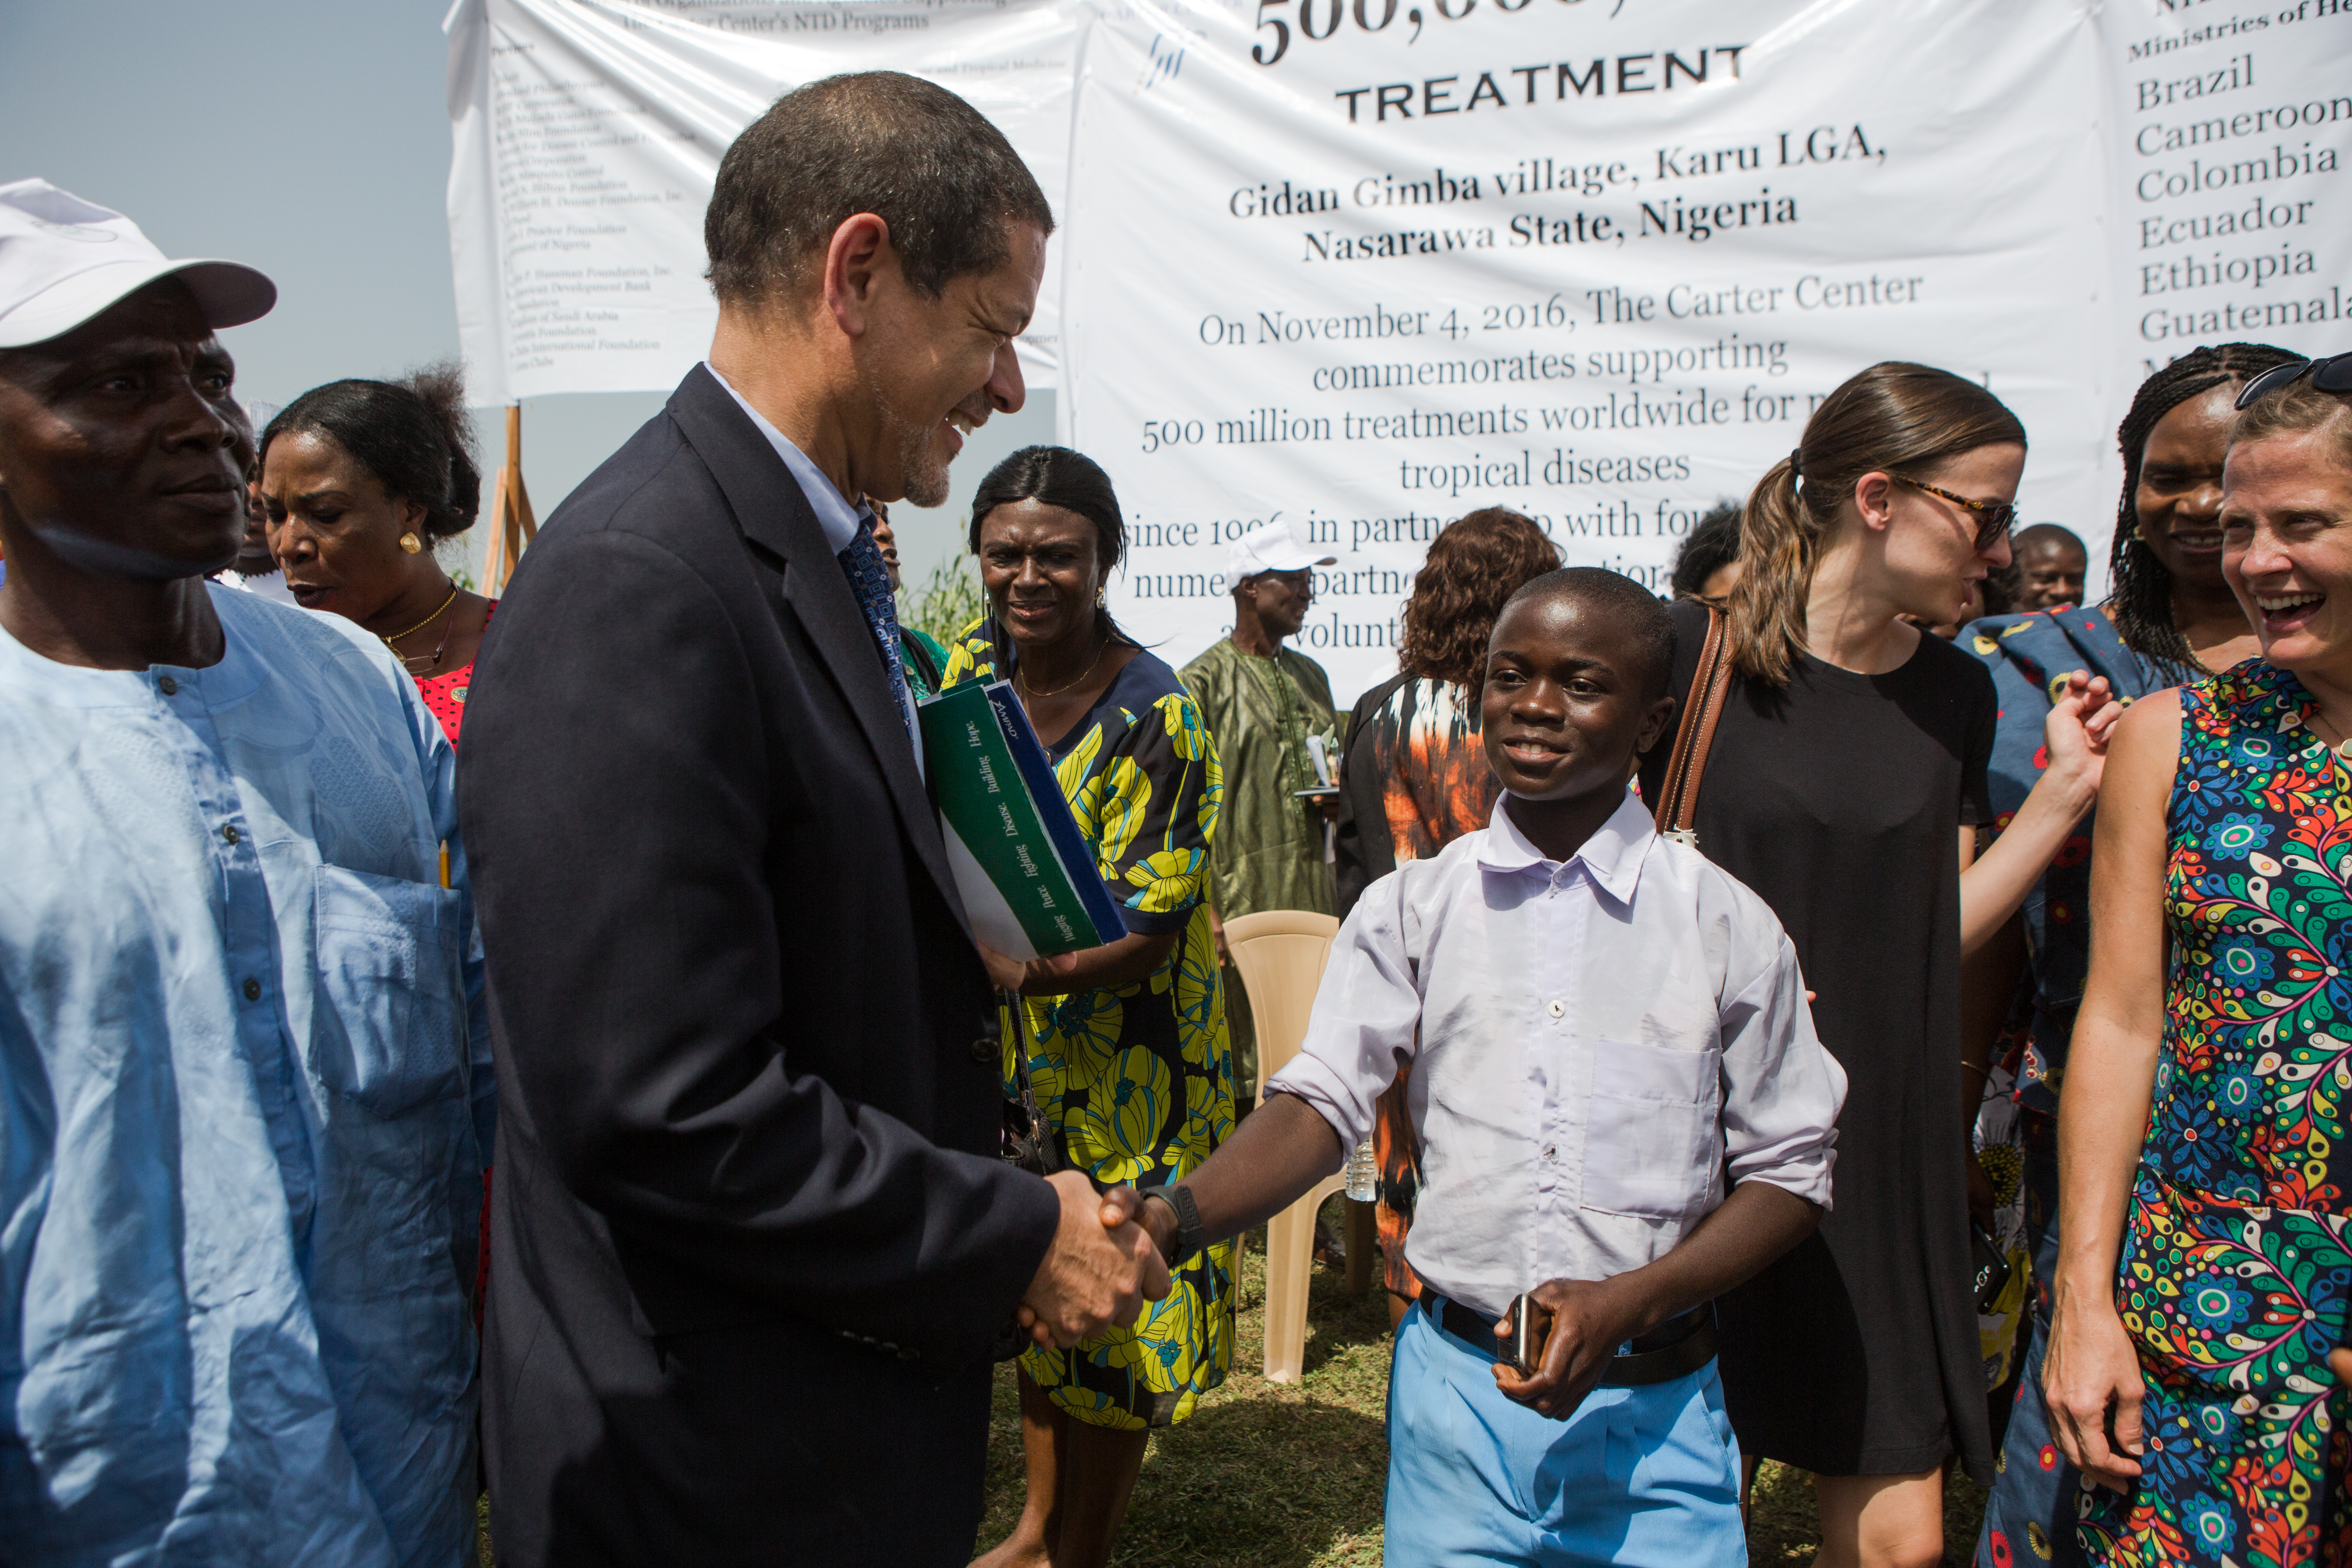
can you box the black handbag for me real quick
[987,991,1064,1365]
[995,990,1063,1176]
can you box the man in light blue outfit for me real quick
[0,179,489,1565]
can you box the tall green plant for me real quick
[904,552,985,649]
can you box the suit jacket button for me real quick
[971,1037,999,1065]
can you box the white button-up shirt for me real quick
[1270,791,1847,1321]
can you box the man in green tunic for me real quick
[1179,521,1340,1115]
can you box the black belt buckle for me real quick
[1427,1295,1718,1387]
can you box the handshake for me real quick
[1016,1171,1174,1348]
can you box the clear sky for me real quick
[0,0,1046,590]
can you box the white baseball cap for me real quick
[0,178,275,349]
[1226,521,1336,583]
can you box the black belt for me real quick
[1423,1294,1719,1386]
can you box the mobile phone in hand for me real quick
[1501,1292,1551,1377]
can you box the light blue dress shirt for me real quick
[703,361,925,760]
[0,586,487,1566]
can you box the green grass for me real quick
[975,1199,1989,1568]
[478,1199,1988,1566]
[976,1208,1392,1568]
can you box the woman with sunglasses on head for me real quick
[2045,350,2352,1568]
[1962,342,2303,1568]
[1637,362,2123,1568]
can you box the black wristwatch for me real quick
[1145,1183,1204,1269]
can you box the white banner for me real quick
[446,0,2350,702]
[443,0,1080,405]
[2108,0,2350,382]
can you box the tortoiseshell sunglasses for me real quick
[1891,474,2017,552]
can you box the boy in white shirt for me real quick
[1127,568,1847,1566]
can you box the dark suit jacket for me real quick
[461,366,1061,1567]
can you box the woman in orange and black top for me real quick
[1333,506,1560,1324]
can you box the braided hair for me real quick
[2108,343,2302,672]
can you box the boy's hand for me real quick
[1490,1278,1644,1420]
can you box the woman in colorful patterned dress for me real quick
[1968,343,2305,1568]
[2049,362,2352,1568]
[951,448,1232,1568]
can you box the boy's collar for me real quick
[1475,789,1655,904]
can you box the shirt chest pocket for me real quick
[312,864,466,1118]
[1581,1038,1719,1219]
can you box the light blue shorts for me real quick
[1384,1298,1747,1568]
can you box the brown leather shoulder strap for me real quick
[1652,606,1735,844]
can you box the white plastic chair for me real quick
[1223,909,1363,1384]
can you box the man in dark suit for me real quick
[461,74,1166,1567]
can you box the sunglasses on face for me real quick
[2235,351,2352,410]
[1891,474,2017,552]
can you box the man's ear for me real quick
[822,213,893,339]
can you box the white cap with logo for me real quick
[0,178,275,349]
[1225,520,1336,584]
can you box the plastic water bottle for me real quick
[1343,1138,1379,1203]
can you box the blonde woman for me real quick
[2049,356,2352,1568]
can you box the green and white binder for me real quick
[918,680,1128,960]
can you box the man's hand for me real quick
[1016,1172,1170,1349]
[2044,1283,2147,1490]
[1490,1278,1644,1420]
[1206,908,1229,968]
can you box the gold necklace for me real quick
[381,587,458,671]
[1017,641,1106,699]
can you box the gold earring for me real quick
[399,532,423,555]
[1096,585,1107,607]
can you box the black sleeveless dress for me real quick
[1637,598,1998,1480]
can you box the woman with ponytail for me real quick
[259,364,494,742]
[1637,362,2123,1568]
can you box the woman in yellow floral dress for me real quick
[950,448,1232,1568]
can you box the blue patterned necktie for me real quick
[836,516,913,738]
